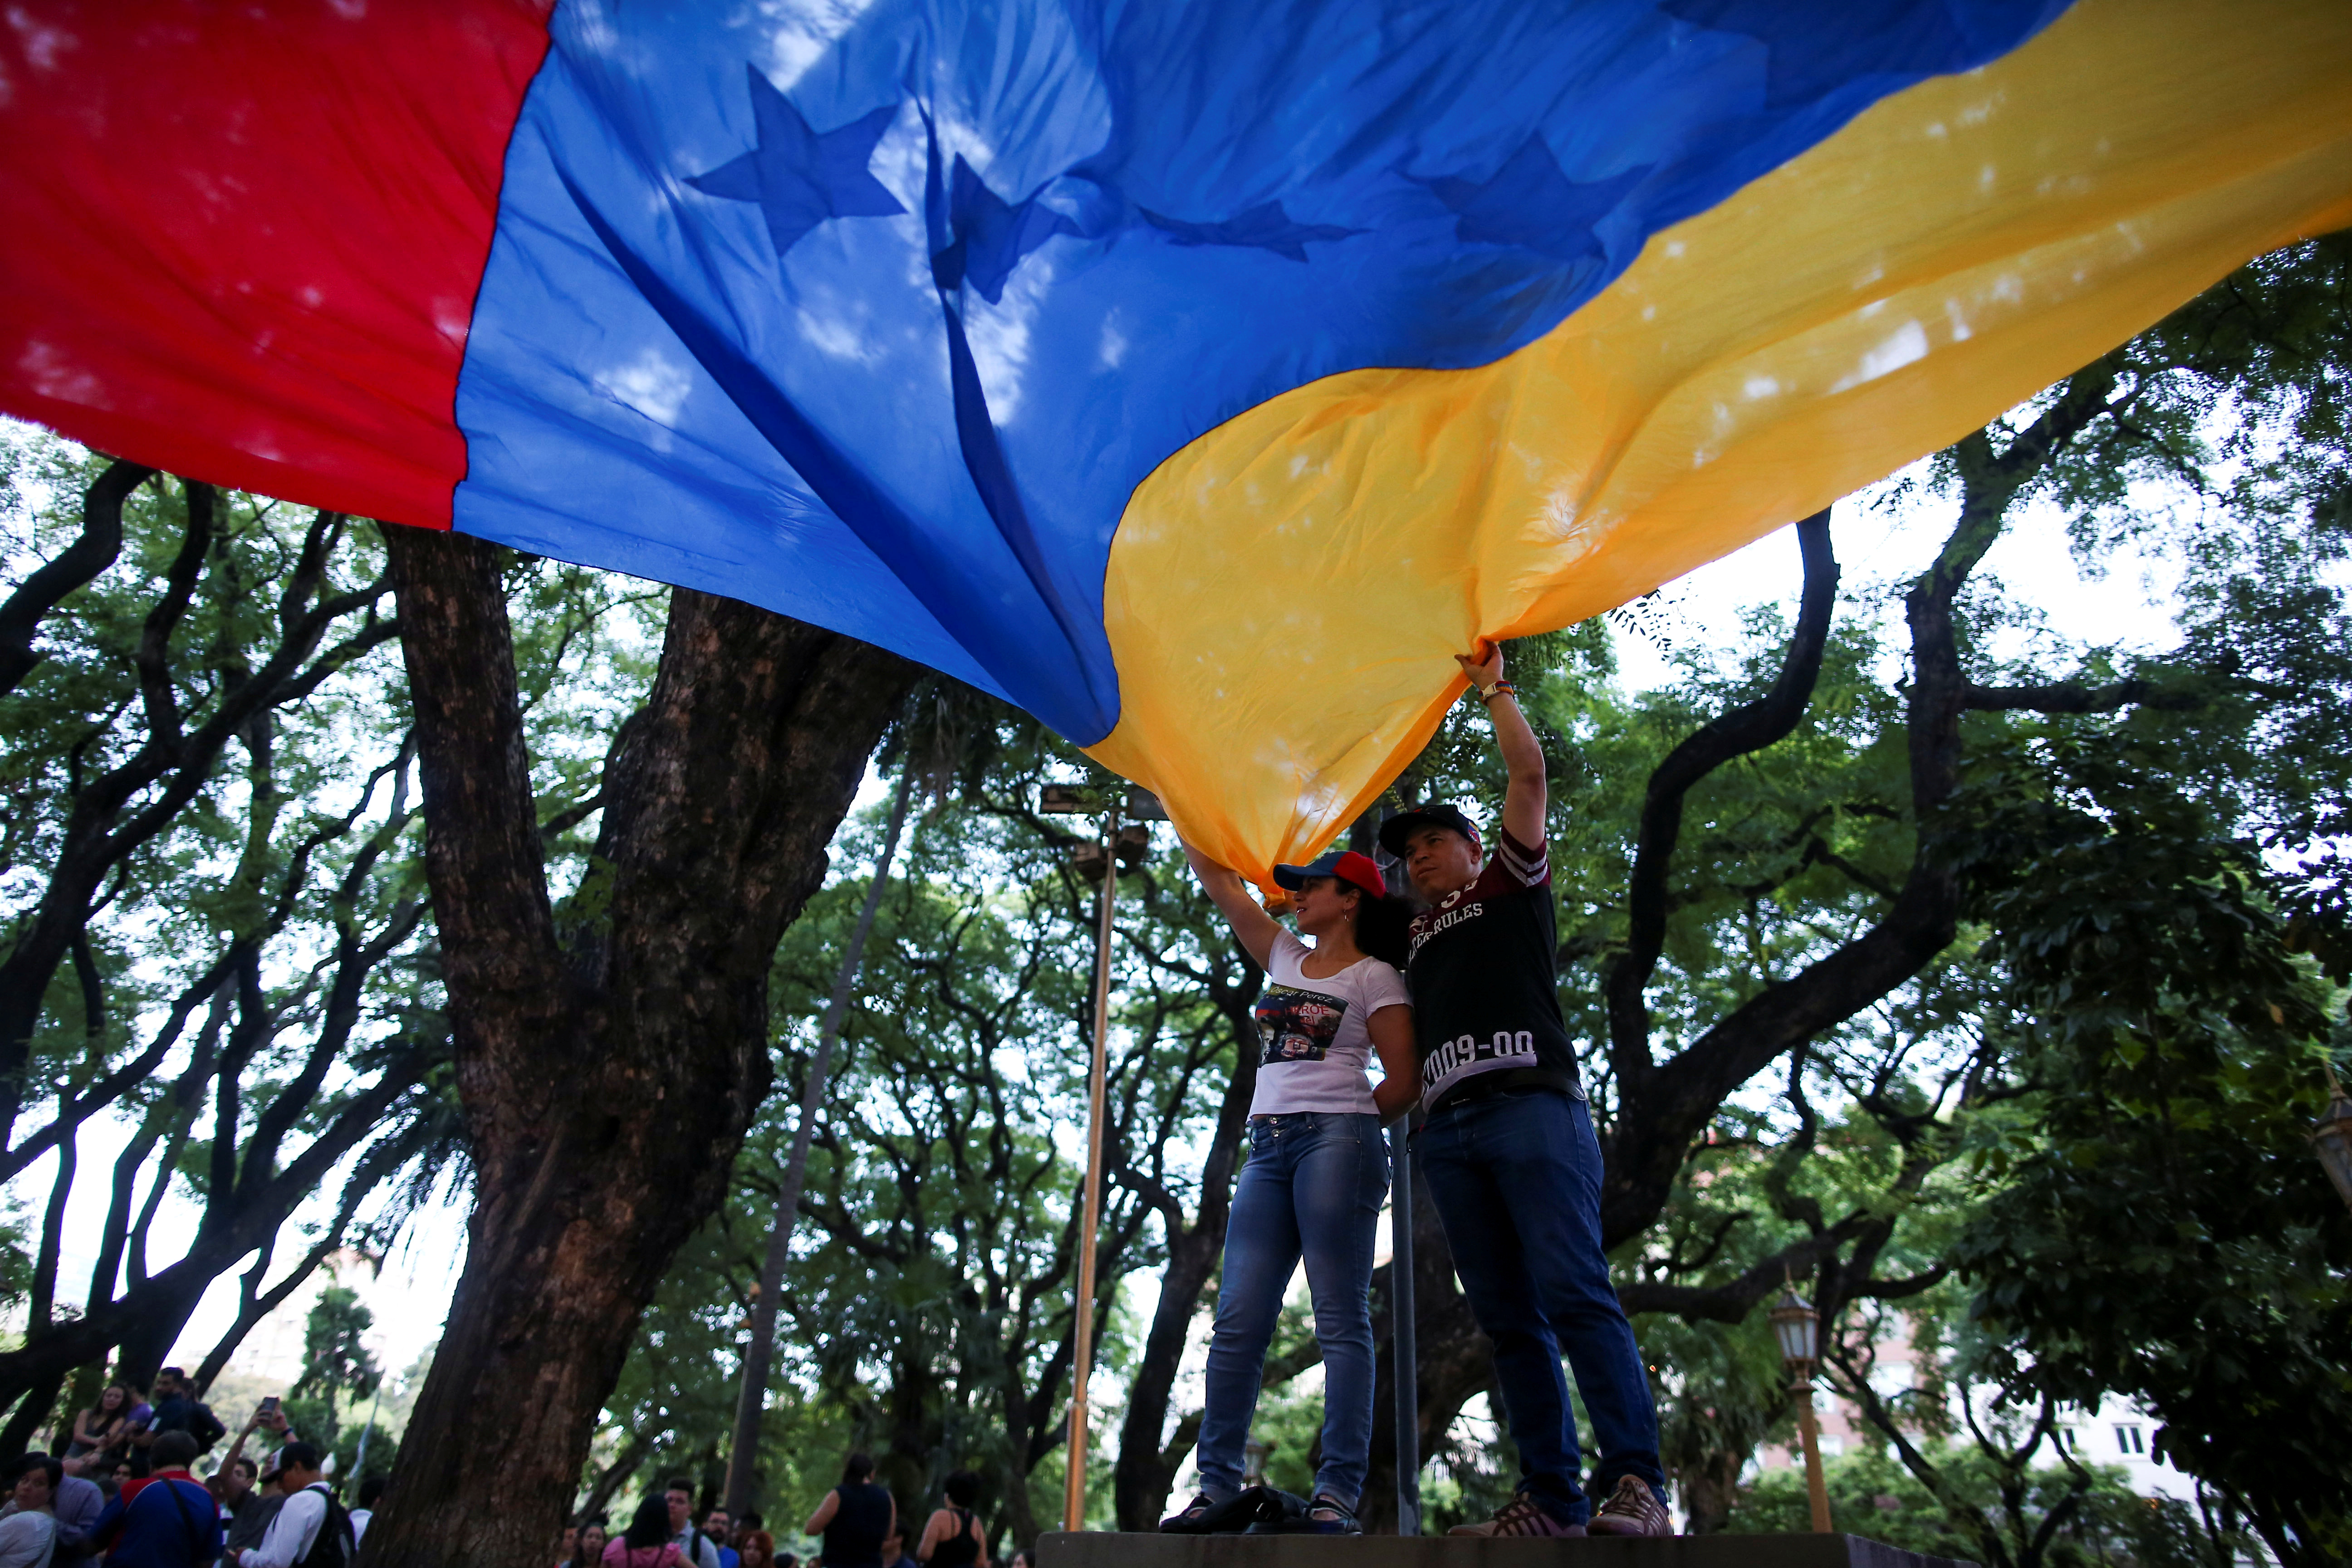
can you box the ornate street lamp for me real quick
[2317,1066,2352,1214]
[1769,1278,1833,1534]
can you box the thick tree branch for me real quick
[1616,1221,1872,1321]
[0,459,154,695]
[1964,676,2203,713]
[1603,509,1838,1093]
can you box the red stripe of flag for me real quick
[0,1,553,524]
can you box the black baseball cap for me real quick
[1377,803,1482,858]
[1271,850,1389,899]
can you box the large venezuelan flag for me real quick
[5,1,2349,880]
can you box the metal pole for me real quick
[1062,808,1119,1532]
[350,1381,386,1481]
[1390,1122,1421,1536]
[1795,1377,1832,1532]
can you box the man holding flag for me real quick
[1381,643,1672,1538]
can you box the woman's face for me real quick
[1289,877,1359,942]
[98,1386,125,1415]
[12,1468,50,1512]
[741,1544,769,1568]
[581,1526,607,1555]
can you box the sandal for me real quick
[1159,1493,1220,1534]
[1161,1490,1267,1534]
[1246,1491,1362,1535]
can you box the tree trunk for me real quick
[1677,1450,1743,1534]
[358,526,914,1568]
[1108,1213,1227,1529]
[0,1371,66,1463]
[722,755,916,1517]
[1109,960,1260,1530]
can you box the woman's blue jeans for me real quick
[1416,1088,1665,1524]
[1194,1110,1389,1509]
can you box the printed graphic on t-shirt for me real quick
[1255,984,1350,1065]
[1419,1028,1539,1093]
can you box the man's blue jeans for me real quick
[1416,1088,1664,1524]
[1195,1110,1389,1509]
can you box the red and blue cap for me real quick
[1271,850,1391,900]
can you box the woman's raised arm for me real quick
[1180,840,1285,970]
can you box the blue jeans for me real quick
[1417,1088,1664,1524]
[1195,1110,1389,1508]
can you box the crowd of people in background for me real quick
[0,1370,373,1566]
[559,1458,1004,1568]
[0,1374,1019,1568]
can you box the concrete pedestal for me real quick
[1039,1532,1975,1568]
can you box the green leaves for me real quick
[1952,737,2352,1558]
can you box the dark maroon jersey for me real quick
[1404,823,1582,1113]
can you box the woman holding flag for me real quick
[1158,839,1421,1536]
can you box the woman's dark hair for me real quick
[943,1470,980,1507]
[842,1452,875,1485]
[1348,888,1414,969]
[624,1492,673,1549]
[5,1454,61,1496]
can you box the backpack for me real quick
[293,1483,355,1568]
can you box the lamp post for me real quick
[1391,1119,1421,1537]
[1043,784,1163,1531]
[2316,1066,2352,1214]
[1769,1279,1833,1534]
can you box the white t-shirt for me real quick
[1249,931,1410,1115]
[0,1509,55,1568]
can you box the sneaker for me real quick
[1587,1475,1674,1537]
[1446,1494,1587,1538]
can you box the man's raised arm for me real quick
[1455,642,1545,848]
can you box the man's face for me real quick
[668,1490,692,1530]
[706,1510,733,1542]
[561,1526,579,1553]
[1401,824,1480,902]
[152,1372,179,1399]
[223,1465,254,1502]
